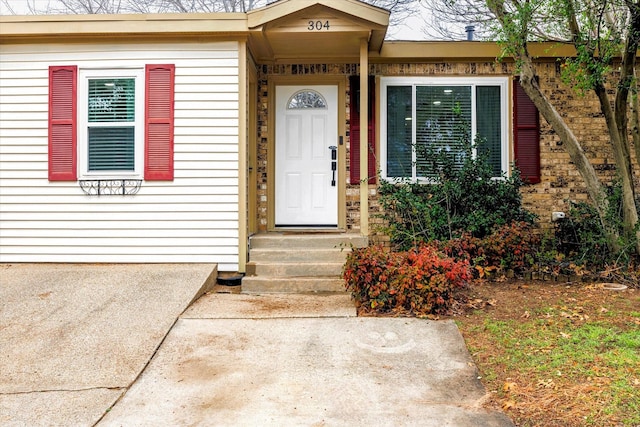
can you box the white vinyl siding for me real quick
[0,42,241,270]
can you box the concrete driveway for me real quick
[0,263,217,426]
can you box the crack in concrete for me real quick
[0,386,125,396]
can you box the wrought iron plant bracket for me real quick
[79,179,142,196]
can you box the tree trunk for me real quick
[632,82,640,165]
[516,57,621,250]
[612,2,640,255]
[594,83,640,255]
[486,0,621,252]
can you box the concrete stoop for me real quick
[243,233,367,293]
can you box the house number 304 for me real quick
[308,20,330,30]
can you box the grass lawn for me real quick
[453,280,640,426]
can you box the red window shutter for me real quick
[145,64,175,180]
[513,79,541,184]
[48,66,77,181]
[349,75,376,185]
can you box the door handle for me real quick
[329,146,337,186]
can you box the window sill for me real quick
[79,179,142,196]
[382,175,507,184]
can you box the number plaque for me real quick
[307,20,330,31]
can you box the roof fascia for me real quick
[0,13,248,41]
[372,41,583,62]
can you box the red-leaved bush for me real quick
[343,244,470,315]
[440,221,540,274]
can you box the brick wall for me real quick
[255,61,640,236]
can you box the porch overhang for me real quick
[247,0,389,64]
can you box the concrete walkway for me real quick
[2,265,513,426]
[101,293,513,426]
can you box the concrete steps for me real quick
[249,249,348,263]
[248,261,344,277]
[243,233,367,293]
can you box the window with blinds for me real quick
[49,65,174,183]
[87,78,136,171]
[381,77,508,181]
[476,86,502,177]
[416,85,471,177]
[78,69,144,179]
[386,85,412,178]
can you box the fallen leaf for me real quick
[502,400,517,411]
[538,379,555,388]
[521,311,530,319]
[487,299,497,306]
[560,332,571,339]
[468,298,484,309]
[503,381,517,392]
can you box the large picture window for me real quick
[380,77,509,180]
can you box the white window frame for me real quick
[380,76,510,181]
[78,68,145,180]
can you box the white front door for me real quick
[275,85,338,227]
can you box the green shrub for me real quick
[555,194,639,272]
[343,244,470,315]
[555,201,611,267]
[377,129,536,251]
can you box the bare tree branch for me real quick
[1,0,16,14]
[20,0,419,22]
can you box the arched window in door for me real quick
[287,90,327,109]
